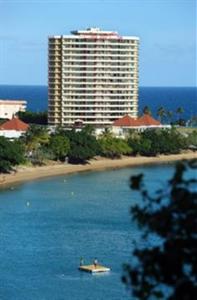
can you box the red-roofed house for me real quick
[0,117,29,138]
[112,114,170,137]
[138,114,161,126]
[113,115,141,127]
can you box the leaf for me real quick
[130,174,143,190]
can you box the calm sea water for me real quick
[0,164,194,300]
[0,85,196,120]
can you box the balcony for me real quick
[49,46,62,51]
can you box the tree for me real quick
[17,111,48,125]
[188,116,197,127]
[176,107,184,116]
[157,106,166,123]
[66,129,100,164]
[122,160,197,299]
[186,130,197,149]
[21,125,49,152]
[128,128,188,157]
[127,133,152,156]
[99,132,131,158]
[166,110,173,124]
[0,137,25,173]
[176,107,184,125]
[49,134,70,161]
[143,106,152,115]
[20,125,50,165]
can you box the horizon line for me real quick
[0,84,196,88]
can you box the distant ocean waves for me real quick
[0,85,196,120]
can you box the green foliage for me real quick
[123,160,197,299]
[128,135,152,156]
[21,125,50,152]
[49,134,70,161]
[174,107,185,126]
[128,128,187,156]
[166,110,173,124]
[17,111,48,125]
[0,136,25,173]
[20,125,50,165]
[142,106,152,115]
[99,133,131,158]
[1,113,195,170]
[186,130,197,148]
[157,106,166,123]
[176,106,184,115]
[188,116,197,127]
[65,129,100,164]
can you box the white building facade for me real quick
[48,28,139,127]
[0,100,26,120]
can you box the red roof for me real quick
[0,117,29,131]
[113,114,161,127]
[113,115,140,127]
[138,114,161,126]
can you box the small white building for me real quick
[0,100,27,120]
[0,117,29,139]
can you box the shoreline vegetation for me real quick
[0,152,196,188]
[1,116,197,188]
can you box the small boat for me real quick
[79,264,111,273]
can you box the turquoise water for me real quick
[0,164,182,299]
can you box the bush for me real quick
[65,129,100,164]
[187,130,197,148]
[18,111,48,125]
[0,137,25,173]
[123,160,197,299]
[128,128,187,156]
[49,134,70,161]
[99,134,131,158]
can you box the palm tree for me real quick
[176,106,184,117]
[143,106,151,115]
[176,107,184,125]
[22,125,49,153]
[166,110,173,124]
[157,106,166,123]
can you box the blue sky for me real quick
[0,0,196,86]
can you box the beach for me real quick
[0,151,196,188]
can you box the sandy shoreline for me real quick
[0,152,196,188]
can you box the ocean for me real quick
[0,85,196,121]
[0,164,191,300]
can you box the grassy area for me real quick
[176,127,197,134]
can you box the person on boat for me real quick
[93,258,98,268]
[80,257,84,266]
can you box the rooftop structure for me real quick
[112,114,168,137]
[0,100,27,120]
[0,117,29,139]
[48,27,139,127]
[113,114,161,127]
[138,114,161,126]
[113,114,141,127]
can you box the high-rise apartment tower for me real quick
[48,28,139,127]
